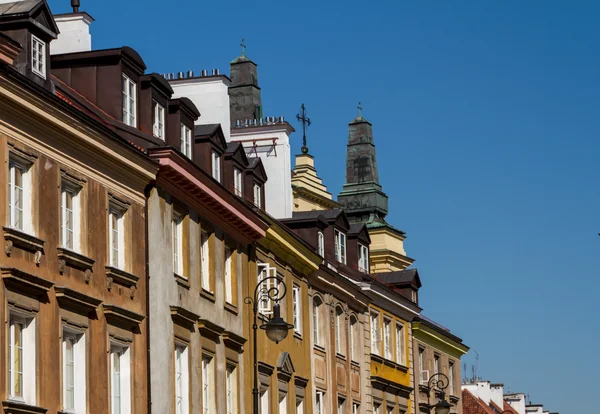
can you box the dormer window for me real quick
[180,123,192,159]
[234,168,243,197]
[31,35,46,79]
[317,232,324,257]
[152,101,165,139]
[358,243,369,273]
[211,151,221,182]
[334,229,347,264]
[121,74,136,127]
[253,183,262,207]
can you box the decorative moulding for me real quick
[294,375,309,388]
[170,306,199,329]
[3,227,44,265]
[197,318,225,341]
[2,267,53,298]
[222,330,247,352]
[2,399,48,414]
[103,304,144,330]
[371,375,413,397]
[57,248,95,281]
[105,266,139,299]
[54,286,102,315]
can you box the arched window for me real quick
[349,315,359,361]
[335,306,345,355]
[313,296,323,346]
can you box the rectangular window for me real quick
[296,397,304,414]
[336,307,344,355]
[395,323,405,365]
[383,318,392,360]
[61,183,81,252]
[257,262,277,316]
[225,247,233,304]
[434,354,440,376]
[201,231,211,291]
[279,393,288,414]
[121,73,136,127]
[175,345,189,414]
[211,151,221,182]
[260,387,269,414]
[63,330,86,412]
[449,361,455,395]
[234,168,243,197]
[350,316,359,361]
[202,355,215,414]
[358,244,369,273]
[338,397,346,414]
[108,205,125,269]
[370,312,379,355]
[313,298,320,346]
[172,212,184,276]
[31,35,45,78]
[180,123,192,159]
[292,285,301,334]
[153,101,165,139]
[352,403,359,414]
[317,232,324,257]
[419,348,427,384]
[315,391,324,414]
[110,344,131,414]
[8,314,35,403]
[7,160,26,230]
[226,365,238,414]
[253,183,261,207]
[334,229,346,264]
[386,406,394,414]
[373,403,380,414]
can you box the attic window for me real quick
[121,74,136,127]
[31,36,46,79]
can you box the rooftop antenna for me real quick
[474,351,480,380]
[463,363,467,382]
[296,103,311,154]
[71,0,80,13]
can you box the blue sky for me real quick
[49,0,599,412]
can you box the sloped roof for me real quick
[375,268,421,288]
[195,123,220,137]
[463,389,497,414]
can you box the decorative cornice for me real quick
[57,248,95,281]
[197,318,225,340]
[105,266,139,288]
[222,330,247,351]
[55,286,102,315]
[2,267,53,297]
[4,227,44,265]
[371,375,413,398]
[103,304,144,330]
[2,400,48,414]
[294,376,309,388]
[170,306,199,329]
[258,361,275,376]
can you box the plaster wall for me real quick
[170,76,232,141]
[504,394,526,414]
[50,14,93,55]
[490,384,504,409]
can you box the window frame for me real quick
[110,342,131,414]
[108,204,126,270]
[7,156,32,233]
[224,246,234,304]
[335,306,345,355]
[234,168,243,197]
[202,354,216,414]
[200,231,211,292]
[257,262,278,316]
[313,296,322,346]
[253,183,262,207]
[175,344,189,414]
[315,391,324,414]
[180,123,192,159]
[172,211,184,277]
[152,101,165,139]
[370,312,380,356]
[334,229,347,264]
[317,232,324,257]
[62,328,86,413]
[395,322,405,365]
[349,315,359,362]
[61,181,81,252]
[31,35,46,79]
[383,317,392,360]
[8,313,36,403]
[121,73,137,127]
[211,151,221,182]
[358,243,369,273]
[226,364,238,414]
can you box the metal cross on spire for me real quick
[240,38,246,56]
[357,101,363,117]
[296,103,311,154]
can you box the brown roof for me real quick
[462,389,496,414]
[503,402,519,414]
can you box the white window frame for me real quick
[370,312,379,356]
[317,232,324,257]
[152,101,165,139]
[200,231,210,291]
[257,262,278,316]
[234,168,243,197]
[313,297,321,346]
[180,123,192,159]
[386,405,394,414]
[211,151,221,182]
[7,157,32,233]
[226,365,238,414]
[334,229,346,264]
[296,397,304,414]
[383,318,392,360]
[253,183,262,207]
[175,345,189,414]
[434,354,440,376]
[292,285,301,334]
[260,386,269,414]
[358,244,369,273]
[8,313,36,404]
[338,396,346,414]
[373,403,381,414]
[202,355,215,414]
[350,315,358,362]
[418,348,426,384]
[315,391,324,414]
[61,182,81,252]
[121,73,136,127]
[449,360,455,396]
[108,204,125,270]
[172,212,184,276]
[31,35,46,79]
[110,343,131,414]
[395,323,405,365]
[352,402,359,414]
[62,328,86,413]
[225,246,233,304]
[336,306,344,355]
[279,392,288,414]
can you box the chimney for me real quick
[50,1,94,55]
[490,384,504,409]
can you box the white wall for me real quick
[50,14,93,55]
[170,76,231,141]
[504,393,527,414]
[462,381,491,405]
[231,126,293,219]
[490,384,504,409]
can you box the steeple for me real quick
[229,38,262,126]
[338,104,388,224]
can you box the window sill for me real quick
[336,352,347,361]
[2,399,48,414]
[105,266,139,298]
[57,248,95,280]
[224,302,238,315]
[293,331,303,340]
[350,359,360,368]
[313,344,326,353]
[3,226,45,264]
[381,357,409,372]
[174,273,190,289]
[200,288,215,303]
[449,395,460,403]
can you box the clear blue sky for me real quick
[49,1,599,412]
